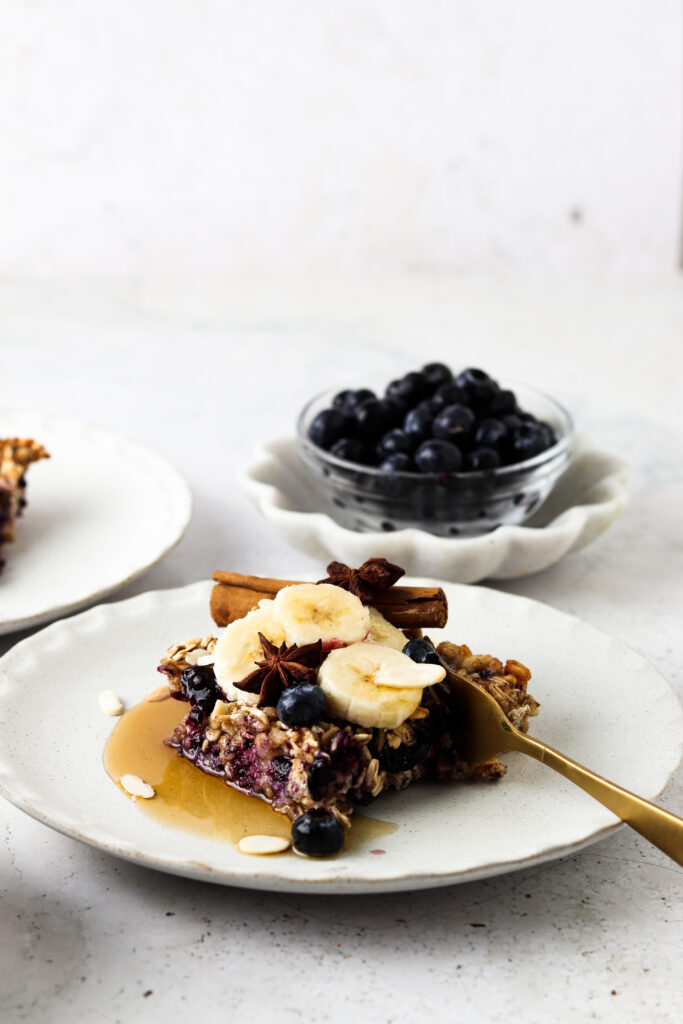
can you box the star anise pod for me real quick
[233,634,323,708]
[319,557,405,604]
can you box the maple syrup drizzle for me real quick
[103,696,396,853]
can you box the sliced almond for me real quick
[120,774,155,799]
[238,834,291,856]
[99,690,124,716]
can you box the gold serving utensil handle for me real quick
[503,721,683,865]
[439,664,683,866]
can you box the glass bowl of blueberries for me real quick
[296,363,573,536]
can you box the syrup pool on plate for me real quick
[103,696,396,853]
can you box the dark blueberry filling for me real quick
[179,664,224,712]
[270,755,293,795]
[307,754,336,801]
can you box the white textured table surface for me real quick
[1,276,682,1023]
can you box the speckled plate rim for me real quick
[240,433,630,582]
[0,410,193,634]
[0,579,681,894]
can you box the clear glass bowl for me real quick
[296,382,573,536]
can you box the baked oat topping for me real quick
[0,438,49,572]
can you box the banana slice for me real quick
[213,601,286,704]
[273,583,370,648]
[367,607,408,652]
[318,642,445,729]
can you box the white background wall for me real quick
[1,0,681,278]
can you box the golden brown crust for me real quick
[0,439,50,484]
[436,641,540,734]
[0,438,50,556]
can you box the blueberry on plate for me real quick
[377,428,415,457]
[292,809,345,856]
[402,638,440,665]
[380,452,414,472]
[414,439,463,473]
[422,362,453,389]
[467,447,501,470]
[353,398,395,441]
[473,417,507,451]
[404,405,434,443]
[455,367,499,408]
[432,403,475,441]
[510,423,549,461]
[179,665,223,712]
[329,437,375,465]
[277,683,327,728]
[309,408,351,450]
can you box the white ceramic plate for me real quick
[241,434,629,581]
[0,411,192,634]
[0,579,680,894]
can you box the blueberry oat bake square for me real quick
[157,560,539,856]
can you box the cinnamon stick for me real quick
[210,571,448,630]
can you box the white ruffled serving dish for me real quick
[240,434,629,582]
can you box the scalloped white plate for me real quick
[241,434,629,581]
[0,411,192,634]
[0,579,680,894]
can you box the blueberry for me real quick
[377,428,415,457]
[455,367,499,408]
[342,388,376,413]
[307,755,336,801]
[414,440,463,473]
[292,809,345,856]
[402,638,440,665]
[277,683,327,728]
[501,413,523,431]
[378,730,432,773]
[425,392,448,414]
[510,423,548,462]
[487,388,517,416]
[353,398,395,441]
[538,421,557,448]
[422,362,453,389]
[436,382,470,407]
[385,371,428,406]
[332,389,353,410]
[179,665,223,712]
[432,403,475,441]
[473,417,507,450]
[467,447,501,470]
[379,452,414,472]
[383,396,409,424]
[329,437,375,465]
[404,405,434,443]
[309,408,351,450]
